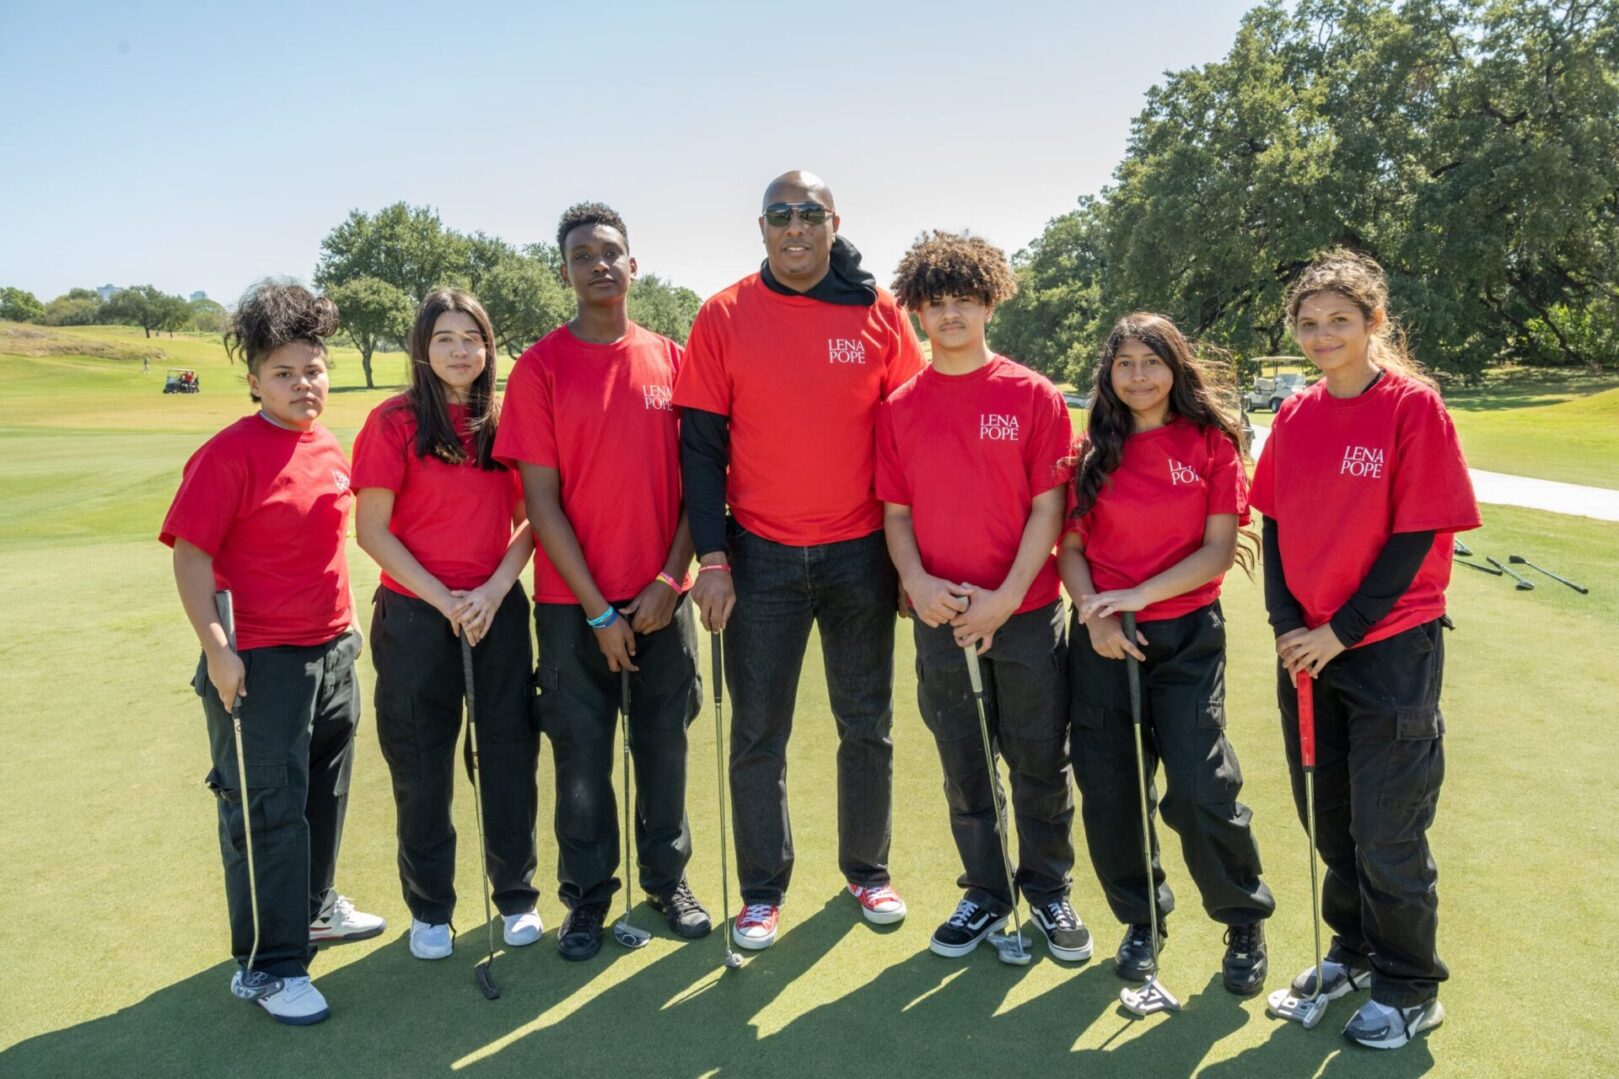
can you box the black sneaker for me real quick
[557,902,608,961]
[1222,922,1267,994]
[1342,998,1446,1049]
[647,879,712,939]
[1115,921,1166,981]
[1031,898,1093,962]
[929,897,1007,958]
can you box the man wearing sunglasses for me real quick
[673,171,925,950]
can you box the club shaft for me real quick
[1298,672,1324,1003]
[1523,559,1589,594]
[712,632,738,964]
[461,636,498,966]
[1455,558,1502,576]
[215,590,261,973]
[1122,613,1161,975]
[964,644,1024,955]
[1487,556,1534,588]
[620,669,636,932]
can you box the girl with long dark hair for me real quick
[352,288,541,962]
[1060,312,1275,996]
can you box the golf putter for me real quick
[461,635,502,1000]
[711,632,744,971]
[1452,539,1472,557]
[1118,612,1179,1016]
[960,613,1031,967]
[1487,556,1534,590]
[1454,558,1502,576]
[1267,672,1329,1028]
[1509,555,1588,595]
[612,668,651,949]
[214,591,266,996]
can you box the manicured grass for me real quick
[2,330,1617,1076]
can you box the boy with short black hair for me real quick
[877,232,1089,961]
[494,202,710,960]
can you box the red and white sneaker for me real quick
[309,895,386,944]
[732,903,781,950]
[848,882,907,925]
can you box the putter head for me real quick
[1507,555,1527,564]
[988,930,1032,967]
[474,961,501,1001]
[1515,581,1534,591]
[1120,978,1181,1016]
[1266,986,1327,1029]
[723,951,744,970]
[612,919,652,949]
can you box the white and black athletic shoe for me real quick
[929,898,1007,958]
[1031,898,1093,962]
[1291,958,1372,1000]
[1342,998,1445,1049]
[230,970,330,1026]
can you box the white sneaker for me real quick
[409,919,453,960]
[310,895,386,943]
[230,970,330,1026]
[503,909,544,946]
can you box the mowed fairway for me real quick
[2,325,1616,1077]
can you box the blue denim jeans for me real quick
[725,521,898,905]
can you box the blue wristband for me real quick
[586,606,619,629]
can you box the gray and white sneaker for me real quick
[929,897,1008,958]
[1291,958,1372,1000]
[1342,998,1445,1049]
[1031,898,1094,962]
[230,970,331,1026]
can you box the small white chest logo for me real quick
[828,337,867,365]
[642,384,673,411]
[1168,459,1201,486]
[980,413,1021,441]
[1340,445,1384,478]
[332,469,351,492]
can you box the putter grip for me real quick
[213,590,237,652]
[1297,673,1315,769]
[1122,612,1142,724]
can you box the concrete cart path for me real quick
[1248,425,1619,522]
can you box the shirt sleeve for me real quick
[159,439,244,555]
[1390,389,1481,534]
[881,301,926,398]
[1249,419,1278,519]
[874,402,908,506]
[1061,436,1086,537]
[1205,427,1250,524]
[350,405,409,492]
[492,352,559,469]
[670,303,732,416]
[1029,383,1077,495]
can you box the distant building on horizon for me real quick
[96,284,122,302]
[190,290,208,302]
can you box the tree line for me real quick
[989,0,1619,386]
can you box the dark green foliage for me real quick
[102,285,190,338]
[0,287,44,322]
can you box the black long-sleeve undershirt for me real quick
[682,408,731,557]
[1263,517,1436,648]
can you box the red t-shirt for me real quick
[494,322,684,605]
[1066,418,1250,622]
[351,396,523,598]
[1250,371,1481,646]
[671,275,925,546]
[877,356,1074,613]
[159,414,354,649]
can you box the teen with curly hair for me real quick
[161,281,383,1026]
[352,288,542,963]
[879,232,1090,961]
[1253,249,1478,1049]
[1061,312,1275,997]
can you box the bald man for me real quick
[673,172,925,949]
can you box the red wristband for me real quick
[698,563,731,574]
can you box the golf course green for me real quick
[2,324,1615,1077]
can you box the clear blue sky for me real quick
[2,0,1259,306]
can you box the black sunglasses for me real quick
[763,202,833,227]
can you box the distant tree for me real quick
[627,274,703,344]
[41,288,105,326]
[988,198,1110,385]
[325,276,415,388]
[315,202,467,302]
[479,253,572,357]
[103,285,190,338]
[187,296,228,334]
[0,287,44,322]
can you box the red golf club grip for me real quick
[1297,672,1315,770]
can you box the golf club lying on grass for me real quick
[1454,558,1502,576]
[959,604,1031,967]
[613,668,651,950]
[1487,556,1534,590]
[1452,539,1472,557]
[1267,672,1328,1029]
[214,591,266,996]
[1118,612,1179,1016]
[1509,555,1589,594]
[460,635,501,1000]
[710,632,744,971]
